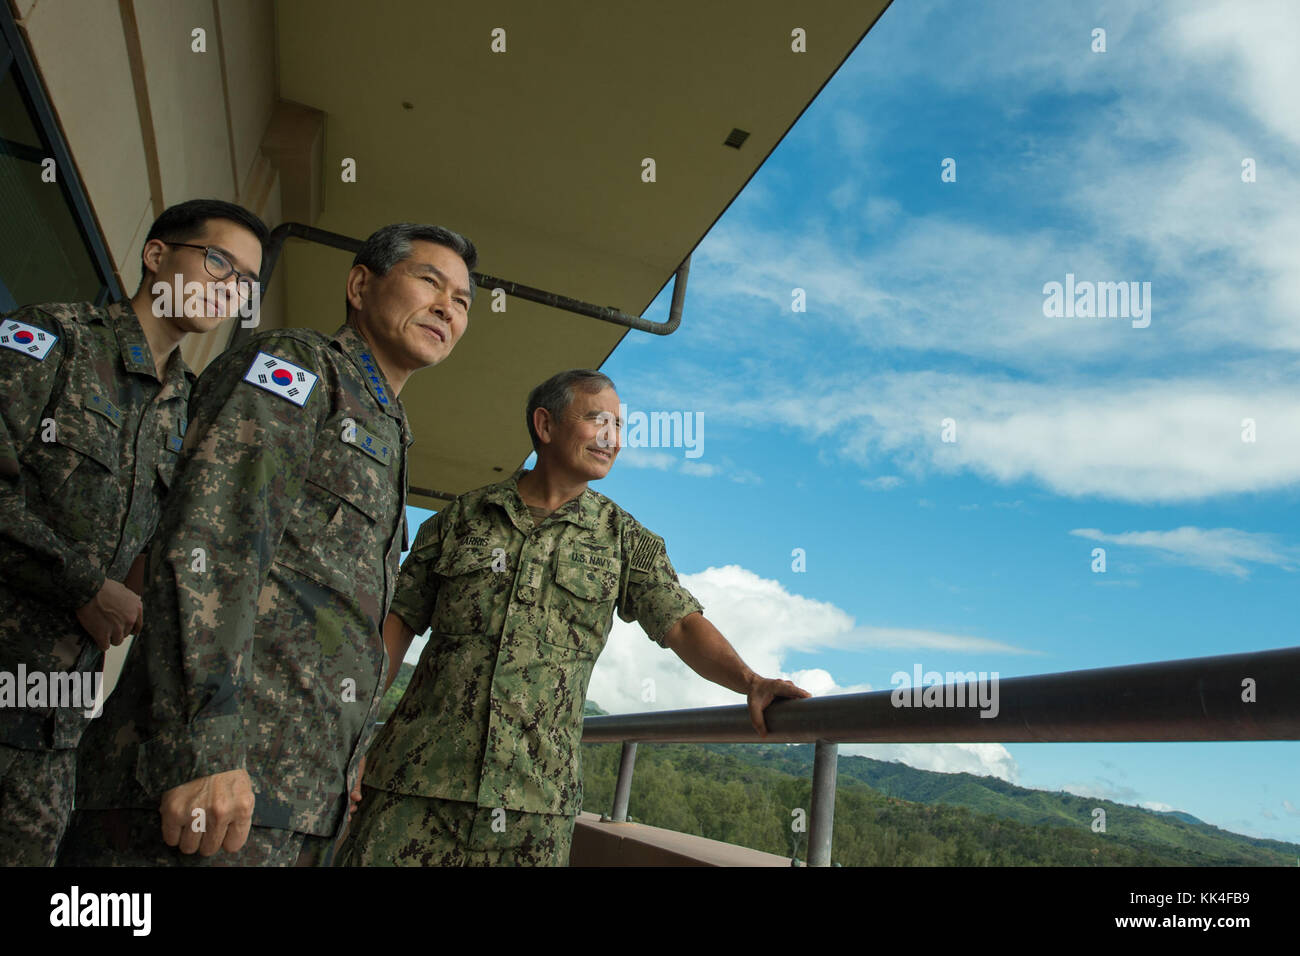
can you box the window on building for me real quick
[0,8,121,312]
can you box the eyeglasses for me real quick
[167,242,259,300]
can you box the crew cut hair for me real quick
[346,222,478,319]
[526,369,617,452]
[138,198,269,289]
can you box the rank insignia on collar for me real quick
[0,319,57,361]
[85,393,123,426]
[243,351,319,407]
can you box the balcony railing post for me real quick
[611,741,638,822]
[807,740,838,867]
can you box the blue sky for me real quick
[407,0,1300,845]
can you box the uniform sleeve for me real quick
[136,336,330,789]
[387,507,449,635]
[617,522,703,647]
[0,306,106,609]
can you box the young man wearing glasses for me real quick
[0,198,267,865]
[62,222,477,867]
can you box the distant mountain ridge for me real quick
[708,740,1296,859]
[581,699,1298,866]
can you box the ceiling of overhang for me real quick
[274,0,891,501]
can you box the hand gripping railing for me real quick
[581,646,1300,866]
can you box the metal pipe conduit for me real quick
[254,222,689,336]
[581,646,1300,744]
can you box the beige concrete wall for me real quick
[12,0,286,322]
[19,0,154,284]
[218,0,277,196]
[134,0,236,206]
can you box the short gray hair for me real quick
[526,369,617,452]
[345,222,478,318]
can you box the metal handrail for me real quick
[581,646,1300,865]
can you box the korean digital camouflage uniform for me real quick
[0,301,191,866]
[335,470,702,866]
[61,324,410,867]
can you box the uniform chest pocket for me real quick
[277,435,391,595]
[156,457,177,491]
[545,558,618,657]
[26,396,123,542]
[431,547,509,637]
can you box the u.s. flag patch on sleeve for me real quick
[0,319,58,361]
[243,351,319,407]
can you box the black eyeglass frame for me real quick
[164,242,260,298]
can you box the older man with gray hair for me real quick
[336,368,809,867]
[62,222,477,866]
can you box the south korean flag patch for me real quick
[0,318,58,361]
[243,351,319,407]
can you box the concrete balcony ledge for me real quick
[570,811,792,867]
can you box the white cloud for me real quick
[1175,0,1300,149]
[842,743,1020,782]
[861,475,903,491]
[615,449,678,471]
[668,371,1300,503]
[609,0,1300,508]
[589,567,855,716]
[679,460,719,478]
[586,565,1028,783]
[1062,779,1141,804]
[838,625,1037,655]
[612,449,729,480]
[1070,526,1300,577]
[827,180,858,212]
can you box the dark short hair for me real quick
[526,369,617,453]
[139,199,269,288]
[346,222,478,319]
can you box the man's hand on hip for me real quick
[160,769,255,856]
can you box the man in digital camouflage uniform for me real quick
[61,222,477,866]
[336,369,810,866]
[0,198,268,865]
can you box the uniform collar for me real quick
[106,300,159,376]
[104,301,194,397]
[486,468,600,533]
[330,324,409,432]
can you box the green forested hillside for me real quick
[577,702,1298,866]
[739,743,1299,864]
